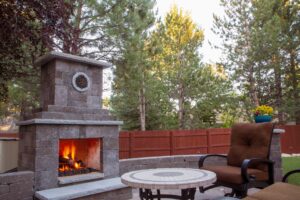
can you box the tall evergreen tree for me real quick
[214,0,300,123]
[213,0,259,109]
[149,6,234,129]
[110,0,156,130]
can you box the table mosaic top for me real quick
[121,168,216,190]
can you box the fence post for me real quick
[129,132,133,158]
[207,129,211,154]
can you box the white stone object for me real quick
[121,168,216,190]
[35,177,127,200]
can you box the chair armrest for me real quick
[282,169,300,182]
[241,158,274,183]
[198,154,227,168]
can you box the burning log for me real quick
[58,154,97,177]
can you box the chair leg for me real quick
[224,190,235,197]
[199,186,204,193]
[234,188,248,199]
[199,184,219,193]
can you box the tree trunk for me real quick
[178,81,184,130]
[249,66,259,106]
[273,56,283,123]
[289,50,300,124]
[139,79,146,131]
[72,0,83,55]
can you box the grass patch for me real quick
[282,156,300,185]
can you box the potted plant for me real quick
[253,105,273,123]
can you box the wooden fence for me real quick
[280,125,300,154]
[119,128,231,159]
[119,125,300,159]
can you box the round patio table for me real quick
[121,168,216,200]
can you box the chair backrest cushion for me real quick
[227,123,274,168]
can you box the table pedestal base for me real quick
[139,188,196,200]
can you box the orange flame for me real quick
[62,141,76,160]
[59,165,70,172]
[59,140,84,172]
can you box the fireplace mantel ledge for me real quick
[16,119,123,126]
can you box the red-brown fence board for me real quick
[280,125,300,154]
[207,128,231,154]
[0,133,19,139]
[131,130,171,158]
[119,125,300,159]
[119,128,231,159]
[119,131,130,159]
[172,130,207,155]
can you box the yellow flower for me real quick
[253,105,273,116]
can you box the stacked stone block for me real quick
[120,155,227,175]
[0,171,34,200]
[39,54,104,110]
[270,132,283,181]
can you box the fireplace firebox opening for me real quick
[58,138,102,177]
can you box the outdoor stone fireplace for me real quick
[17,52,122,191]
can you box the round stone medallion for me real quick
[72,72,91,92]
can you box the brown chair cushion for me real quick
[244,182,300,200]
[202,165,268,184]
[227,123,274,169]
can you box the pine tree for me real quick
[213,0,259,108]
[149,5,234,129]
[110,0,156,130]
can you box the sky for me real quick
[155,0,225,63]
[103,0,225,97]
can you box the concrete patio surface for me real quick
[130,187,260,200]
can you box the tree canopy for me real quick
[1,0,299,128]
[213,0,299,124]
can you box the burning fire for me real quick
[58,139,100,176]
[62,142,76,160]
[59,141,82,172]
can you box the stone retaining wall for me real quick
[120,154,227,175]
[0,171,34,200]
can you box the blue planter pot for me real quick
[255,115,272,123]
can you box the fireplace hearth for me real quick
[17,52,122,190]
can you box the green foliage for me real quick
[145,6,236,130]
[0,0,71,119]
[282,156,300,185]
[109,4,239,130]
[214,0,300,123]
[109,0,157,130]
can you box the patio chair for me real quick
[199,123,275,198]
